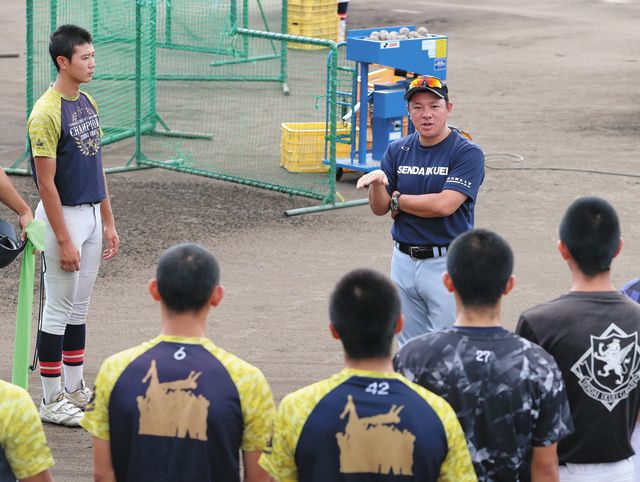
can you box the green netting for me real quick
[21,0,352,203]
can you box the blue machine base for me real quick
[323,153,381,173]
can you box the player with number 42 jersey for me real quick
[260,268,475,482]
[260,369,475,482]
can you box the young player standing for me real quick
[395,229,573,481]
[28,24,120,426]
[81,244,275,482]
[260,268,475,481]
[517,197,640,481]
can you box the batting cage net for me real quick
[13,0,351,203]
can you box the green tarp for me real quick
[11,220,45,389]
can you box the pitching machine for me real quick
[331,25,448,175]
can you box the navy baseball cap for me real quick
[404,76,448,102]
[0,219,26,268]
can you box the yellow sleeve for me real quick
[0,383,55,479]
[28,98,61,159]
[80,356,119,440]
[435,398,477,482]
[237,367,275,452]
[259,393,299,482]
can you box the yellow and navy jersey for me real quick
[259,368,476,482]
[0,380,55,481]
[28,86,106,205]
[81,335,275,482]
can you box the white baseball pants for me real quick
[35,201,102,336]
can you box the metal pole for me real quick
[242,0,249,57]
[165,0,172,45]
[20,0,36,172]
[285,198,369,216]
[25,0,34,117]
[135,0,142,163]
[326,45,338,205]
[230,0,237,34]
[149,0,158,131]
[280,0,288,93]
[92,0,99,38]
[358,62,369,165]
[50,0,58,83]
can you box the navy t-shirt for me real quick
[28,87,106,205]
[382,131,484,245]
[81,335,275,482]
[259,369,476,481]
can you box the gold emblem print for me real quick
[69,106,101,156]
[137,360,210,440]
[336,395,415,475]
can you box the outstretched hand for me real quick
[356,169,389,189]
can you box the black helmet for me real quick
[0,219,26,268]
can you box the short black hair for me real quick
[447,229,514,308]
[329,269,401,359]
[559,196,620,276]
[156,243,220,313]
[49,24,93,71]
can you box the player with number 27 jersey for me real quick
[395,327,573,481]
[259,368,475,482]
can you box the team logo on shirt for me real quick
[137,359,210,440]
[336,394,415,475]
[571,323,640,411]
[69,106,101,157]
[446,176,472,189]
[397,165,448,176]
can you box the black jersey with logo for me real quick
[517,291,640,464]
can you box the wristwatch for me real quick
[390,193,402,212]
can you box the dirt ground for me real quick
[1,0,640,480]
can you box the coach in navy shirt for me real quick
[357,76,485,345]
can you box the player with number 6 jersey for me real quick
[260,269,475,482]
[81,244,275,482]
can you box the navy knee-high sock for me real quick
[39,331,64,403]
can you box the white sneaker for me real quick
[40,393,83,427]
[65,381,92,410]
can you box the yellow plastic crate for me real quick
[289,16,337,36]
[281,122,352,173]
[288,0,336,7]
[288,17,338,50]
[288,3,336,21]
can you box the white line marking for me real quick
[390,9,422,14]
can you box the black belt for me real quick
[64,201,101,207]
[395,242,449,259]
